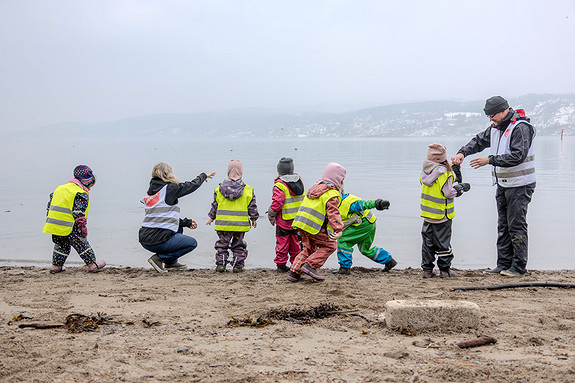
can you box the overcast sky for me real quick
[1,0,574,132]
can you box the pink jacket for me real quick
[270,179,295,230]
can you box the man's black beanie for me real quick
[483,96,509,115]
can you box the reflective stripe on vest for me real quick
[339,194,376,229]
[490,114,536,187]
[43,182,89,236]
[141,185,180,232]
[420,171,455,220]
[214,185,254,232]
[292,188,341,235]
[274,181,304,220]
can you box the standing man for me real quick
[451,96,536,277]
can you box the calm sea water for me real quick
[0,136,573,270]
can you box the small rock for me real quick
[383,351,409,360]
[177,347,189,354]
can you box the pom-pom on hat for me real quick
[74,165,94,186]
[277,157,294,175]
[483,96,509,116]
[427,143,447,163]
[227,160,243,181]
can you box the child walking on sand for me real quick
[267,158,305,272]
[207,160,259,273]
[289,162,345,282]
[333,193,397,275]
[420,143,470,278]
[43,165,106,273]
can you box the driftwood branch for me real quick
[452,282,575,291]
[456,336,497,348]
[18,323,64,329]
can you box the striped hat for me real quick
[74,165,94,185]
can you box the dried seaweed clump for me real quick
[7,313,32,325]
[226,303,342,328]
[265,303,342,325]
[142,318,162,327]
[65,313,114,333]
[227,315,273,328]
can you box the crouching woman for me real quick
[139,162,215,273]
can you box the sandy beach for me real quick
[1,265,575,382]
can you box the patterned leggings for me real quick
[52,231,96,266]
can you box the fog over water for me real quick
[0,136,572,271]
[1,1,574,133]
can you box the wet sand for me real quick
[1,266,575,382]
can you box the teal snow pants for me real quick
[336,220,392,268]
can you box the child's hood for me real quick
[421,160,447,186]
[307,182,337,200]
[278,175,305,196]
[219,179,246,200]
[320,162,346,191]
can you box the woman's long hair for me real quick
[152,162,180,184]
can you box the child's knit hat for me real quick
[73,165,94,186]
[227,160,243,181]
[277,157,294,175]
[427,143,447,163]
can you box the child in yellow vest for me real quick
[267,157,305,272]
[207,160,259,272]
[43,165,106,273]
[420,144,470,278]
[333,194,397,275]
[289,162,346,282]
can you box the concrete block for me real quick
[384,300,480,331]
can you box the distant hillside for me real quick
[16,94,575,138]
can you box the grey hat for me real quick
[277,157,294,175]
[483,96,509,116]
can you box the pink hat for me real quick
[227,160,243,181]
[427,143,447,163]
[321,162,346,190]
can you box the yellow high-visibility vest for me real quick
[292,188,341,235]
[43,182,89,236]
[214,185,254,232]
[339,194,376,228]
[274,181,304,220]
[420,172,455,220]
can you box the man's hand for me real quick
[252,220,257,228]
[206,218,213,225]
[451,153,465,165]
[470,157,489,169]
[205,172,216,181]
